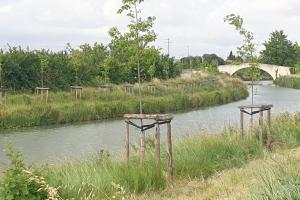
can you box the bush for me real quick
[0,142,60,200]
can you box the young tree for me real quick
[0,50,3,88]
[107,0,157,84]
[260,30,297,67]
[225,14,261,104]
[37,51,49,88]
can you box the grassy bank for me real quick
[0,75,248,130]
[1,113,299,199]
[138,147,300,200]
[274,76,300,89]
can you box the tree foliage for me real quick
[202,54,225,65]
[0,1,181,91]
[260,30,299,67]
[225,13,261,103]
[224,14,256,61]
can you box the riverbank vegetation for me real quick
[0,113,299,199]
[274,76,300,89]
[0,75,248,130]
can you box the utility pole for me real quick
[167,38,170,55]
[187,45,192,73]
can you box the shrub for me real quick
[0,142,60,200]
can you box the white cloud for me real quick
[0,0,299,58]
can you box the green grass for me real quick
[173,134,263,178]
[0,75,248,130]
[1,113,300,199]
[43,113,300,199]
[39,134,262,199]
[274,76,300,89]
[251,157,300,200]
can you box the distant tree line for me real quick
[0,0,182,91]
[0,44,181,91]
[178,30,300,74]
[179,54,225,71]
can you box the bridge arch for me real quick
[218,63,291,80]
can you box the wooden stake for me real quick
[140,123,145,166]
[167,122,173,178]
[267,109,272,148]
[125,122,130,165]
[249,115,253,136]
[240,109,244,137]
[155,121,161,167]
[259,110,264,145]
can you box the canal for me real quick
[0,81,300,164]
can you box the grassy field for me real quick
[1,113,299,199]
[0,74,248,130]
[274,76,300,89]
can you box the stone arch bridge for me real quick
[218,63,290,80]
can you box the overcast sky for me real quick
[0,0,299,58]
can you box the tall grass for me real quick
[274,76,300,89]
[251,158,300,200]
[0,75,248,129]
[173,135,263,178]
[43,158,165,199]
[1,113,300,199]
[40,113,300,199]
[40,134,262,199]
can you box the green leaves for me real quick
[261,30,299,67]
[224,14,256,61]
[225,14,261,103]
[0,142,51,200]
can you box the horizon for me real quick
[0,0,299,59]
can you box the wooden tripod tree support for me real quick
[147,84,156,93]
[35,87,49,102]
[123,84,134,94]
[163,83,170,89]
[70,86,83,99]
[239,104,273,147]
[98,84,113,91]
[124,114,174,178]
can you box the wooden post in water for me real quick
[125,121,130,165]
[167,122,173,178]
[155,121,161,167]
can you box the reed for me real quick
[274,76,300,89]
[0,75,248,130]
